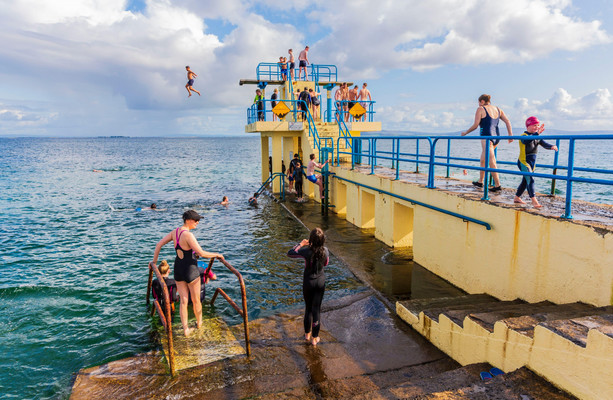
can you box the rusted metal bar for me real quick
[153,299,167,330]
[211,288,243,316]
[146,267,153,305]
[149,261,176,377]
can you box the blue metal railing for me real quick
[334,100,376,122]
[257,172,286,200]
[309,64,338,82]
[335,134,613,219]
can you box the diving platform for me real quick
[239,79,352,87]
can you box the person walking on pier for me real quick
[461,94,513,192]
[514,116,558,208]
[152,210,225,337]
[185,66,201,97]
[298,46,309,80]
[288,227,329,346]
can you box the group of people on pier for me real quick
[335,82,372,122]
[277,47,310,81]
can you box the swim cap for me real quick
[525,116,540,127]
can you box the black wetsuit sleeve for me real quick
[288,245,311,259]
[538,139,554,150]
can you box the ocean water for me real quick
[0,137,363,400]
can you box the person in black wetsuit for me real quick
[461,94,513,191]
[152,210,224,337]
[287,227,329,346]
[293,161,305,201]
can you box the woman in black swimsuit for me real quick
[153,210,224,337]
[288,227,329,346]
[461,94,513,191]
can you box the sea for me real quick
[0,134,611,399]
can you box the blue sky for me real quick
[1,0,612,136]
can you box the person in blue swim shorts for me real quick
[306,153,329,198]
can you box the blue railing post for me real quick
[481,138,491,201]
[446,139,451,178]
[562,139,575,219]
[370,139,376,174]
[427,138,437,189]
[324,83,335,123]
[415,140,420,173]
[395,138,400,180]
[551,139,561,195]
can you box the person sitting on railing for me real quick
[514,116,558,208]
[307,153,329,198]
[461,94,513,192]
[152,260,177,315]
[254,89,265,121]
[152,210,225,337]
[287,227,329,346]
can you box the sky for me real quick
[1,0,613,137]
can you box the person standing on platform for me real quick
[298,46,309,80]
[254,89,265,121]
[514,116,558,208]
[288,228,329,346]
[271,88,279,121]
[349,85,359,121]
[293,161,305,201]
[288,49,295,81]
[358,83,372,121]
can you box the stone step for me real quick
[499,304,611,338]
[433,299,526,327]
[398,294,497,322]
[539,313,613,347]
[400,367,575,400]
[467,301,566,332]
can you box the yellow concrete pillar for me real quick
[261,136,269,183]
[271,134,283,193]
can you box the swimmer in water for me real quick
[220,196,229,206]
[248,192,259,206]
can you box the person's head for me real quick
[151,203,157,209]
[182,209,201,227]
[253,192,259,198]
[363,83,367,88]
[304,87,308,91]
[289,48,292,53]
[279,56,283,61]
[309,88,313,92]
[308,227,326,271]
[296,162,301,168]
[478,94,491,105]
[158,259,170,277]
[305,46,309,50]
[309,153,315,160]
[222,196,228,202]
[274,88,278,93]
[294,153,299,159]
[525,116,540,132]
[185,66,190,70]
[256,89,261,95]
[354,85,358,89]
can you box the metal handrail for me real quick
[257,172,286,198]
[208,258,251,357]
[309,64,338,82]
[336,134,613,218]
[147,261,176,376]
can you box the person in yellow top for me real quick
[514,116,558,208]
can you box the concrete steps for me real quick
[396,295,613,400]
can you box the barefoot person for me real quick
[298,46,309,80]
[306,153,329,198]
[185,66,201,97]
[514,116,558,208]
[358,83,372,121]
[461,94,513,192]
[152,210,224,337]
[287,227,329,346]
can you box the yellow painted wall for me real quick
[330,165,613,307]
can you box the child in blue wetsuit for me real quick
[287,227,329,346]
[514,116,558,208]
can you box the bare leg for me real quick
[514,196,526,204]
[305,332,311,342]
[316,176,324,198]
[488,143,501,186]
[187,278,202,329]
[175,281,193,337]
[531,197,542,208]
[311,336,320,346]
[186,84,191,97]
[192,88,201,96]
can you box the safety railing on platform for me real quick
[146,257,251,376]
[335,134,613,219]
[334,100,376,122]
[256,62,285,81]
[257,172,286,199]
[309,64,338,82]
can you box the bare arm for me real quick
[461,107,484,136]
[152,231,173,265]
[185,231,224,261]
[500,109,513,143]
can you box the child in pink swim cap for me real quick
[514,116,558,208]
